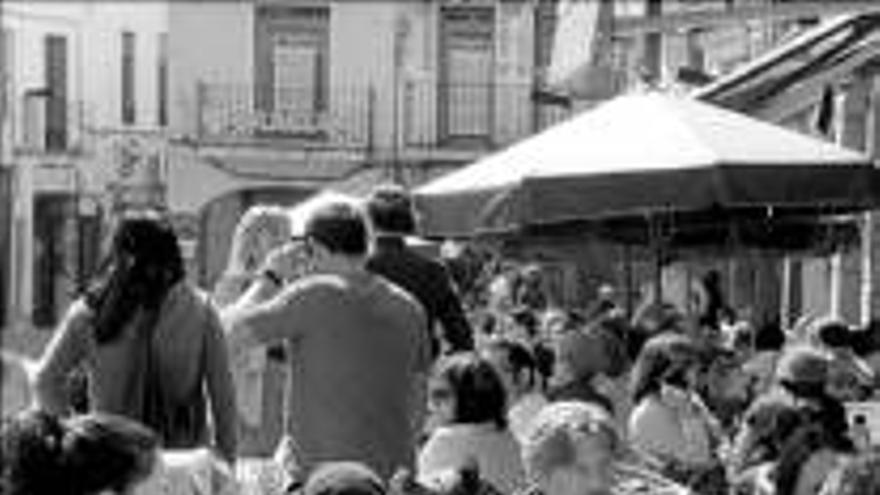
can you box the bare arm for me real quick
[31,300,92,415]
[203,306,238,463]
[221,276,309,352]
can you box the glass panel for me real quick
[447,48,492,136]
[45,35,68,150]
[441,7,494,140]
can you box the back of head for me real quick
[754,320,786,352]
[305,202,369,257]
[1,410,158,495]
[434,352,508,429]
[811,318,852,350]
[522,401,617,483]
[1,410,66,495]
[305,462,386,495]
[629,332,699,403]
[774,345,830,397]
[61,413,159,495]
[87,214,185,344]
[366,184,417,236]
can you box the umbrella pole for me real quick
[654,245,663,305]
[650,214,664,305]
[624,244,634,318]
[648,212,669,306]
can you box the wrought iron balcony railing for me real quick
[13,96,90,155]
[196,82,374,150]
[402,79,575,151]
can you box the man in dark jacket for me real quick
[365,185,473,356]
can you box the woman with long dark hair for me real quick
[30,212,237,462]
[418,352,526,495]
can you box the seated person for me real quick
[521,401,689,495]
[1,409,237,495]
[419,353,526,494]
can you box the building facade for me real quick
[2,0,857,327]
[1,2,168,328]
[163,0,819,311]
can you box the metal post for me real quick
[643,0,663,85]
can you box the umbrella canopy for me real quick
[415,92,875,239]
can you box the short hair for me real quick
[365,184,416,235]
[754,321,786,351]
[813,318,851,349]
[305,202,369,256]
[433,352,509,430]
[522,401,617,482]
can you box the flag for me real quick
[545,0,618,101]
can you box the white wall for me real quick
[2,3,87,148]
[80,2,168,132]
[167,1,254,136]
[331,2,399,150]
[1,1,168,325]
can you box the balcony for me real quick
[196,82,374,151]
[402,80,575,154]
[13,94,89,156]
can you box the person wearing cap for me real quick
[223,202,431,478]
[766,345,851,448]
[364,184,473,357]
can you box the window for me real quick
[1,28,13,133]
[121,31,136,125]
[157,32,168,127]
[439,6,494,142]
[255,6,330,135]
[534,0,557,81]
[44,34,68,151]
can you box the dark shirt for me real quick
[367,236,473,355]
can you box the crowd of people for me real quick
[4,185,880,495]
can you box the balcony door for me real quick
[256,6,329,137]
[45,34,68,151]
[439,6,494,145]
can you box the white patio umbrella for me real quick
[415,92,875,239]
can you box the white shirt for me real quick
[132,449,238,495]
[508,392,548,445]
[418,423,526,494]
